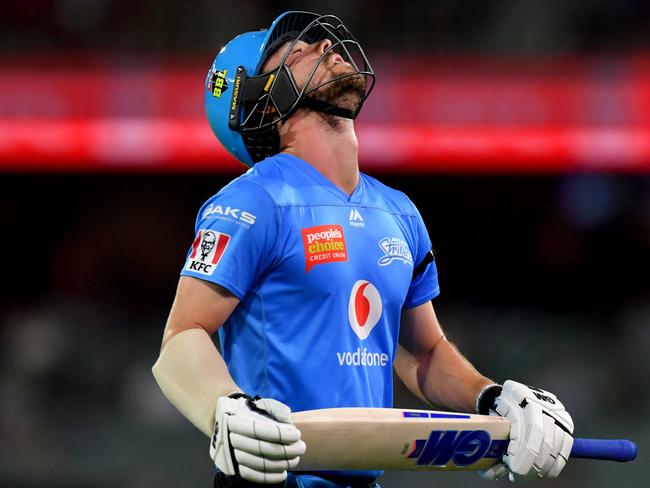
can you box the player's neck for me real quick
[280,111,359,196]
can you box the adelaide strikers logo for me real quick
[378,237,413,266]
[348,280,383,340]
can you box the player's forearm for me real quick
[152,327,241,437]
[417,337,493,413]
[394,345,430,404]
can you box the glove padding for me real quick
[482,380,574,481]
[210,393,306,484]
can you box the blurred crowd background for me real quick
[1,1,648,487]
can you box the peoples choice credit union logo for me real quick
[301,224,348,272]
[348,280,382,340]
[184,229,230,276]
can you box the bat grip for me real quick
[570,438,637,462]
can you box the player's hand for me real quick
[482,380,574,481]
[210,392,306,484]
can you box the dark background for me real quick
[1,1,648,487]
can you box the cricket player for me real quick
[153,12,574,488]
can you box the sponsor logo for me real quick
[301,224,348,272]
[184,230,230,276]
[336,347,388,367]
[528,385,557,404]
[348,280,382,340]
[336,281,387,367]
[406,430,507,467]
[202,203,256,227]
[349,208,365,228]
[208,68,229,98]
[231,72,241,112]
[378,237,413,266]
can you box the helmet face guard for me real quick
[205,12,375,166]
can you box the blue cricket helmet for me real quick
[205,11,375,166]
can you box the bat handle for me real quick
[570,438,637,462]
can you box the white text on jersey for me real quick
[203,203,256,226]
[337,347,389,367]
[349,208,365,228]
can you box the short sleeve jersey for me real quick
[181,153,439,411]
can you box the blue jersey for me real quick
[181,153,439,477]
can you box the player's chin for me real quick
[335,75,367,108]
[314,73,367,108]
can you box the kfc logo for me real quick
[199,231,217,261]
[348,280,382,340]
[184,230,230,276]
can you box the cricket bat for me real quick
[292,408,637,471]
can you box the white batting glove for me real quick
[481,380,574,482]
[210,393,306,484]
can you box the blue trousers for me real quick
[214,471,380,488]
[287,473,379,488]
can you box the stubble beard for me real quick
[312,70,366,110]
[309,68,367,129]
[308,50,366,105]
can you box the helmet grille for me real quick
[242,125,280,163]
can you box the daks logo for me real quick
[348,280,382,340]
[203,203,256,227]
[184,230,230,276]
[378,237,413,266]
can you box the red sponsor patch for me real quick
[185,229,231,276]
[301,224,348,272]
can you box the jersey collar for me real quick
[277,152,365,204]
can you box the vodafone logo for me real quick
[348,280,382,340]
[337,281,388,367]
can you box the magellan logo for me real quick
[301,224,348,272]
[184,229,230,276]
[349,208,365,228]
[348,280,382,340]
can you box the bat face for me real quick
[293,407,636,471]
[406,428,508,468]
[292,408,511,471]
